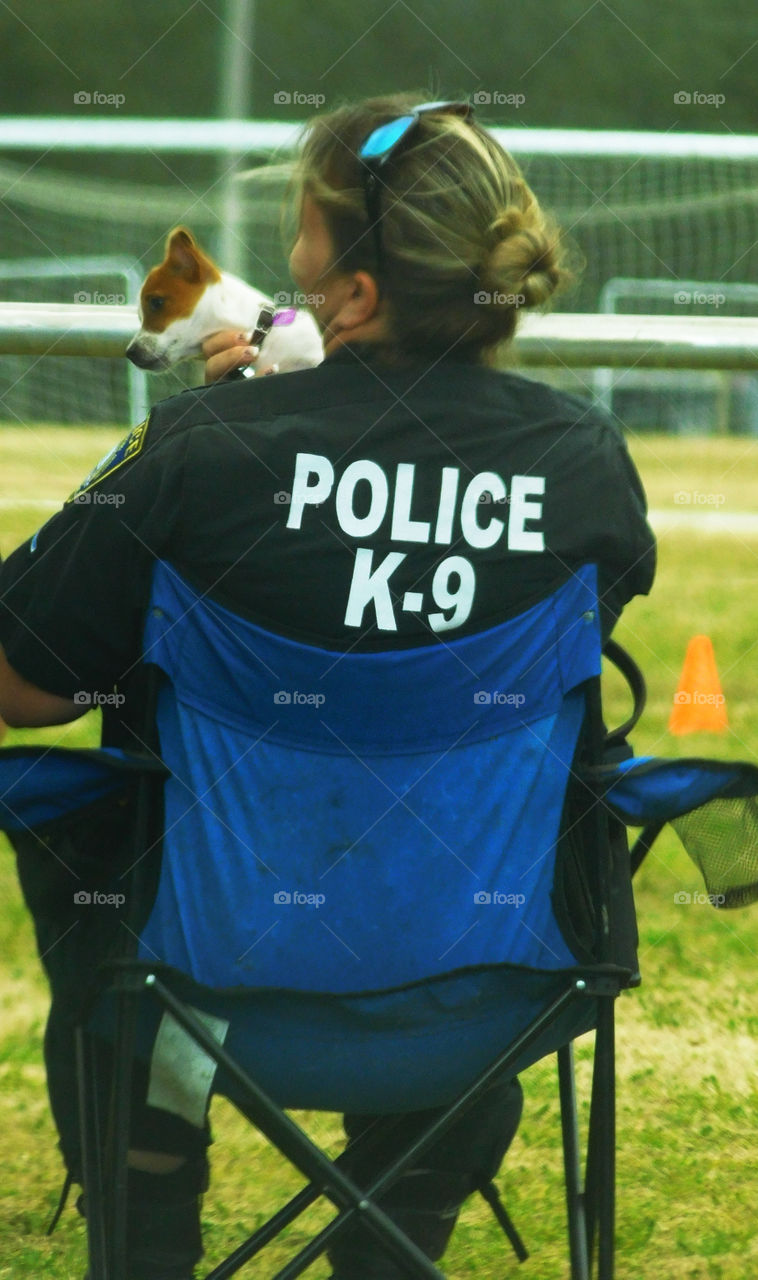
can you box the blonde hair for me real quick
[294,93,575,362]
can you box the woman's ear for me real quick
[331,269,382,332]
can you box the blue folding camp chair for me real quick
[2,556,757,1280]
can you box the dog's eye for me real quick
[147,296,165,313]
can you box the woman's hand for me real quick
[202,330,279,384]
[202,330,258,383]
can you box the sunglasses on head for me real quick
[358,100,474,275]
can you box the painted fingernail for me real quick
[264,363,280,376]
[243,346,259,361]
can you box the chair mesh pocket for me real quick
[672,796,758,908]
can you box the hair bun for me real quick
[487,207,528,243]
[481,203,562,310]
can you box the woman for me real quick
[0,95,655,1280]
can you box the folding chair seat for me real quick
[2,557,757,1280]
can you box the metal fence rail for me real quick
[4,118,758,159]
[1,303,758,370]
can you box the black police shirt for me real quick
[0,344,655,706]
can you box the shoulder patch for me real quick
[66,416,151,504]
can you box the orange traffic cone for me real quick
[669,635,728,734]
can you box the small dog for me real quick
[126,226,323,375]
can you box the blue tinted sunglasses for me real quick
[358,100,474,274]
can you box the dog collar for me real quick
[251,304,298,346]
[250,303,276,347]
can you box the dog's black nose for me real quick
[125,341,160,370]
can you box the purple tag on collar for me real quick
[272,307,297,326]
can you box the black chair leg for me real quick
[584,998,616,1280]
[82,985,140,1280]
[476,1179,529,1263]
[596,998,616,1280]
[107,988,141,1280]
[76,1026,109,1280]
[558,1042,590,1280]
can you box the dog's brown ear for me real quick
[166,226,219,283]
[166,227,201,279]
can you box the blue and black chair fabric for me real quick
[2,557,757,1280]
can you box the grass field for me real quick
[1,427,757,1279]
